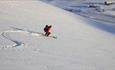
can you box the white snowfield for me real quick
[0,0,115,70]
[42,0,115,24]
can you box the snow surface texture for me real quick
[0,0,115,70]
[42,0,115,24]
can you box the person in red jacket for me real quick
[44,25,52,36]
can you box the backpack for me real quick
[44,25,48,32]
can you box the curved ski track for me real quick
[0,28,41,48]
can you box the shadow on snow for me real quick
[86,19,115,34]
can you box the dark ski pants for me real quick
[45,32,51,36]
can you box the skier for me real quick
[44,25,52,36]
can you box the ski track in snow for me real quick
[0,28,42,48]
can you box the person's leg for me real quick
[45,32,48,36]
[45,32,47,36]
[47,32,51,36]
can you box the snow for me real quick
[103,11,115,16]
[0,0,115,70]
[42,0,115,24]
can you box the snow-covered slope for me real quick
[0,0,115,70]
[42,0,115,24]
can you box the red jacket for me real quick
[44,26,51,32]
[47,28,51,32]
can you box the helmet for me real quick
[49,25,52,28]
